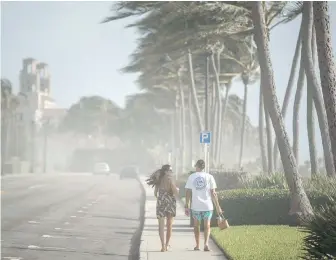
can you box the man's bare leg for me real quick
[193,218,201,250]
[204,218,211,251]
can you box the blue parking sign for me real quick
[200,131,211,144]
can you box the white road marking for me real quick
[28,245,39,249]
[54,228,75,232]
[28,245,68,250]
[77,210,83,213]
[82,206,87,209]
[70,216,76,218]
[28,221,40,224]
[54,228,61,230]
[64,222,70,225]
[42,234,87,240]
[3,257,23,260]
[28,185,45,189]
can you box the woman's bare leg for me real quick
[158,217,165,251]
[165,215,173,250]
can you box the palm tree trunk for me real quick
[302,2,335,177]
[210,81,218,165]
[187,49,204,132]
[273,27,302,170]
[177,73,186,173]
[238,83,248,168]
[211,54,222,167]
[293,52,305,163]
[219,82,232,163]
[264,93,274,174]
[259,82,268,173]
[252,2,314,220]
[170,112,175,166]
[307,26,318,176]
[188,90,193,167]
[313,1,336,176]
[215,51,223,165]
[174,93,180,174]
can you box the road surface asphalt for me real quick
[1,173,144,260]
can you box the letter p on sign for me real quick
[200,131,211,144]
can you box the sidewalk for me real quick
[139,178,227,260]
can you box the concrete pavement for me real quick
[139,178,227,260]
[1,173,143,260]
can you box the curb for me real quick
[138,176,148,260]
[128,175,146,260]
[210,233,234,260]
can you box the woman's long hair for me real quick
[146,164,171,188]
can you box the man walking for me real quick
[184,159,222,251]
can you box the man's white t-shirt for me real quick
[185,172,217,211]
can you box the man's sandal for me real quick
[204,245,211,251]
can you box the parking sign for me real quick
[200,131,211,144]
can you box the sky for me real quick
[1,1,336,164]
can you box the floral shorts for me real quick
[192,210,213,221]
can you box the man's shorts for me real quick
[191,210,213,221]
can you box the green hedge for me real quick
[214,189,335,226]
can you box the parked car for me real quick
[93,162,110,175]
[120,166,139,180]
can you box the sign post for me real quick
[200,131,211,173]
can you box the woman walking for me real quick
[146,164,179,252]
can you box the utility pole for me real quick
[30,120,36,173]
[42,119,50,173]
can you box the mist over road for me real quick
[1,173,144,260]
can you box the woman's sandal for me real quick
[194,247,200,251]
[204,245,211,251]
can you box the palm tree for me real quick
[258,80,268,173]
[313,1,336,176]
[307,26,318,176]
[273,25,302,171]
[292,36,305,163]
[103,1,289,170]
[264,91,274,174]
[251,2,314,220]
[301,2,335,178]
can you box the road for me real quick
[1,173,144,260]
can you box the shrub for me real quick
[238,173,336,198]
[240,172,288,189]
[214,189,335,226]
[303,176,336,198]
[301,204,336,260]
[210,170,249,190]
